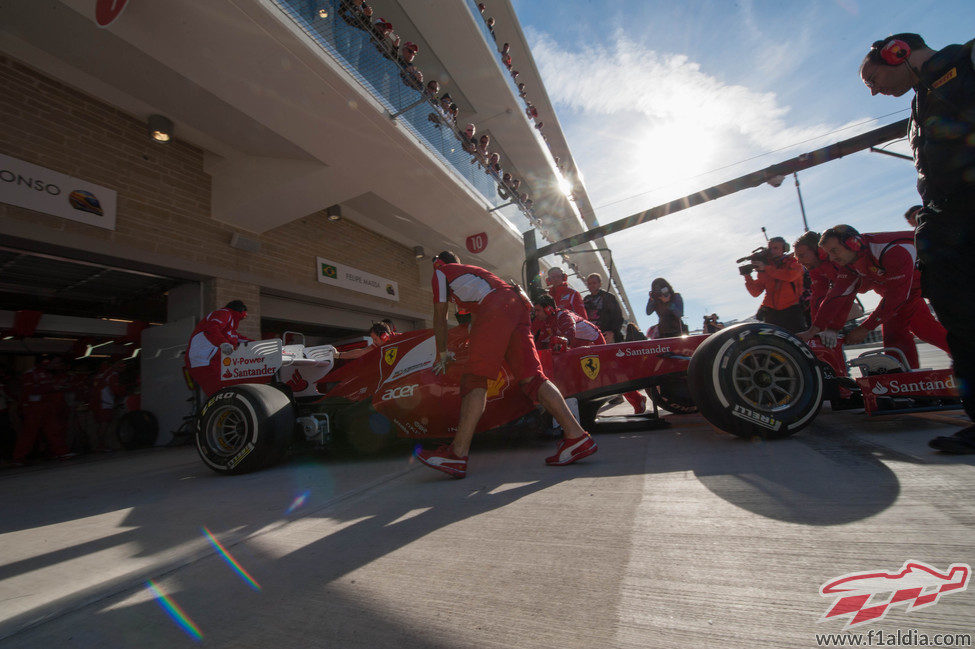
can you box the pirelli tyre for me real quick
[196,384,294,474]
[648,376,698,414]
[687,323,822,439]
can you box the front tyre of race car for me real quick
[196,384,294,474]
[687,323,822,439]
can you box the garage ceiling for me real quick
[0,246,184,322]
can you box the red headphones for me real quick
[878,38,911,66]
[840,230,865,253]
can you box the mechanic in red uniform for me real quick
[12,356,74,465]
[415,251,596,478]
[534,295,648,414]
[819,225,951,369]
[794,231,871,347]
[545,267,587,319]
[185,300,251,397]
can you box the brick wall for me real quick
[0,54,430,329]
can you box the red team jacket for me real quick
[824,232,920,331]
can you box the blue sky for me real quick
[510,0,974,332]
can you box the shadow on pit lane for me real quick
[0,411,961,645]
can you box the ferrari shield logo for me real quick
[383,346,398,366]
[581,355,600,380]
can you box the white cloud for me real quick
[525,28,884,328]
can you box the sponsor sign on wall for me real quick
[0,154,117,230]
[316,257,399,301]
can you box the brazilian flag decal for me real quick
[322,263,338,279]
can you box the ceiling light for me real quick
[147,114,174,143]
[326,205,342,221]
[413,246,425,260]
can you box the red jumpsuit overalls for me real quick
[548,282,588,320]
[185,308,249,397]
[828,232,950,369]
[433,262,548,399]
[91,365,124,423]
[534,308,606,349]
[14,365,70,461]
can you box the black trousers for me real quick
[757,304,804,334]
[916,203,975,420]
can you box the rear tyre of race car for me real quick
[648,376,698,414]
[687,323,822,439]
[196,384,294,474]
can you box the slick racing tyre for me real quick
[116,410,158,450]
[687,323,822,439]
[648,376,698,414]
[196,384,294,474]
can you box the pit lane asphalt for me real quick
[1,344,972,648]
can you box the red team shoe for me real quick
[415,444,468,479]
[545,433,597,466]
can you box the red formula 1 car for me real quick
[194,322,960,474]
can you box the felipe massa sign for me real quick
[317,257,399,301]
[0,154,117,230]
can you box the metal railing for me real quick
[272,0,536,235]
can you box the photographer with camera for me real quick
[740,236,804,333]
[703,314,722,334]
[645,278,687,338]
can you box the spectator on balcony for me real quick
[486,152,502,175]
[510,69,519,80]
[535,121,544,131]
[501,43,513,70]
[486,17,496,39]
[439,92,453,113]
[477,3,485,13]
[448,103,459,124]
[517,82,527,99]
[525,103,538,120]
[476,134,490,160]
[461,123,477,154]
[424,80,440,98]
[399,42,422,90]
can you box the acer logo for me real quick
[381,384,418,401]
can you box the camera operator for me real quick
[741,236,804,333]
[645,278,687,338]
[819,225,951,368]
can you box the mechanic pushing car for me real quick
[415,251,596,479]
[818,225,951,369]
[534,294,647,414]
[794,230,872,348]
[185,300,251,397]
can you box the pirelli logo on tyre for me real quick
[731,404,782,431]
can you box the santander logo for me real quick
[615,344,671,358]
[872,376,955,396]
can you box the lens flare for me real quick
[146,580,203,641]
[202,527,261,590]
[286,490,310,514]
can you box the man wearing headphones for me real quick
[545,267,587,320]
[860,34,975,452]
[742,235,805,333]
[818,225,950,369]
[794,231,870,348]
[417,251,596,478]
